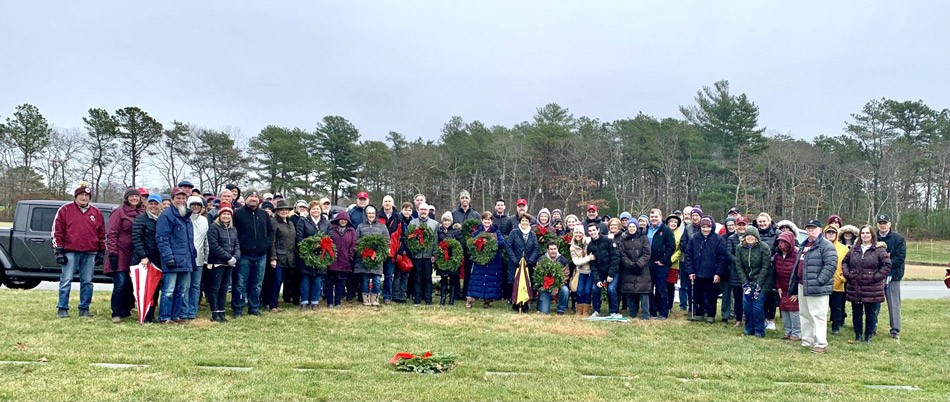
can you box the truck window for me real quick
[30,207,59,232]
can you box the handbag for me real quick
[569,269,579,292]
[396,254,414,272]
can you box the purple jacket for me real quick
[105,204,142,273]
[328,211,357,273]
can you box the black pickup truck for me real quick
[0,200,117,289]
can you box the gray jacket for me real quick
[354,221,390,275]
[407,217,439,259]
[788,236,838,297]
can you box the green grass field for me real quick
[906,240,950,266]
[1,290,947,401]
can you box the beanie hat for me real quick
[552,209,562,217]
[146,194,163,204]
[638,214,649,221]
[572,226,585,235]
[218,203,234,216]
[441,211,453,222]
[187,196,204,207]
[619,212,633,220]
[700,217,713,227]
[691,207,704,218]
[261,201,275,210]
[458,190,471,199]
[123,187,140,201]
[725,217,736,225]
[74,182,92,198]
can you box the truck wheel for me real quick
[2,278,41,290]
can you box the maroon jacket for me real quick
[772,231,799,312]
[328,211,356,273]
[52,201,105,253]
[105,204,142,273]
[842,243,892,303]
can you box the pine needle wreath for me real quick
[468,232,499,265]
[534,225,558,250]
[460,218,480,243]
[406,224,435,255]
[356,234,388,270]
[532,257,565,292]
[435,238,463,273]
[558,233,573,259]
[298,233,336,273]
[390,352,458,374]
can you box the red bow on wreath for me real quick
[536,226,548,236]
[543,275,555,290]
[474,237,486,252]
[319,236,335,258]
[409,228,426,245]
[439,240,450,262]
[361,247,376,261]
[389,351,433,364]
[562,234,572,243]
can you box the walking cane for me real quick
[689,276,695,321]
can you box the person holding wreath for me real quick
[355,205,389,307]
[466,212,506,308]
[296,201,329,310]
[408,203,439,305]
[326,211,357,308]
[436,212,464,306]
[534,242,568,314]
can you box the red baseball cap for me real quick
[736,216,749,225]
[357,192,369,199]
[586,204,598,212]
[516,198,527,206]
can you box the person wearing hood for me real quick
[724,216,747,326]
[842,225,892,343]
[683,216,728,323]
[536,208,553,229]
[355,205,390,307]
[326,210,357,307]
[155,187,198,323]
[789,219,838,354]
[467,211,507,308]
[776,220,801,240]
[261,201,295,313]
[581,205,608,237]
[664,214,687,318]
[774,230,800,340]
[736,226,775,336]
[618,221,652,320]
[105,187,144,322]
[552,218,566,236]
[838,225,859,248]
[132,194,164,322]
[231,191,275,317]
[207,203,239,322]
[824,225,850,335]
[408,203,440,305]
[755,212,781,330]
[551,209,562,222]
[181,196,209,320]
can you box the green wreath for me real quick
[534,226,558,250]
[557,233,573,259]
[406,224,435,255]
[460,218,480,243]
[298,233,336,273]
[356,234,388,270]
[532,257,565,292]
[435,238,463,273]
[468,231,499,265]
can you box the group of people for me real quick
[52,184,906,353]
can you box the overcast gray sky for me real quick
[2,1,948,144]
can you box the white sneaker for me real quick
[766,320,776,330]
[589,311,601,318]
[609,313,622,319]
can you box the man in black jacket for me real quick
[231,192,275,317]
[452,190,482,299]
[491,199,513,300]
[582,205,609,237]
[587,223,620,318]
[876,214,906,340]
[646,208,676,320]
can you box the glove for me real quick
[55,248,68,265]
[165,260,176,269]
[227,257,237,267]
[109,254,119,269]
[95,251,104,266]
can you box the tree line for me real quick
[2,80,948,238]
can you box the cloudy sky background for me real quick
[3,1,948,146]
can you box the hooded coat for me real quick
[843,242,892,303]
[736,227,774,289]
[682,218,728,279]
[772,231,799,311]
[617,230,652,294]
[328,211,357,273]
[467,224,506,300]
[826,225,850,292]
[105,203,142,273]
[838,225,859,248]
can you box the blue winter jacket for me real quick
[682,230,728,279]
[155,206,198,273]
[506,227,539,283]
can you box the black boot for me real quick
[439,279,448,305]
[447,284,456,306]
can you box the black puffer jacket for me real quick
[131,212,160,263]
[725,232,742,286]
[843,243,892,303]
[587,234,619,283]
[207,222,240,265]
[617,231,652,294]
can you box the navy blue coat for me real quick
[682,231,728,279]
[295,215,329,275]
[155,207,198,273]
[506,227,539,284]
[467,225,506,300]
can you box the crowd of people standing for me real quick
[51,183,906,353]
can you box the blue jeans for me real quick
[300,273,324,305]
[575,273,593,304]
[679,274,692,310]
[537,291,553,314]
[627,293,650,319]
[57,252,96,310]
[557,285,571,313]
[326,271,348,306]
[591,278,619,315]
[650,264,670,318]
[232,255,267,315]
[110,270,133,318]
[264,266,284,309]
[159,272,188,322]
[382,260,395,301]
[743,295,766,336]
[362,273,382,295]
[181,268,203,319]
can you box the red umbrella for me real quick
[130,262,163,324]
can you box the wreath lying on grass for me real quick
[298,233,336,273]
[558,233,573,259]
[390,352,458,374]
[435,238,463,273]
[460,218,480,243]
[406,224,435,255]
[356,234,388,269]
[468,232,499,265]
[532,257,565,292]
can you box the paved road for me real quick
[25,281,950,299]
